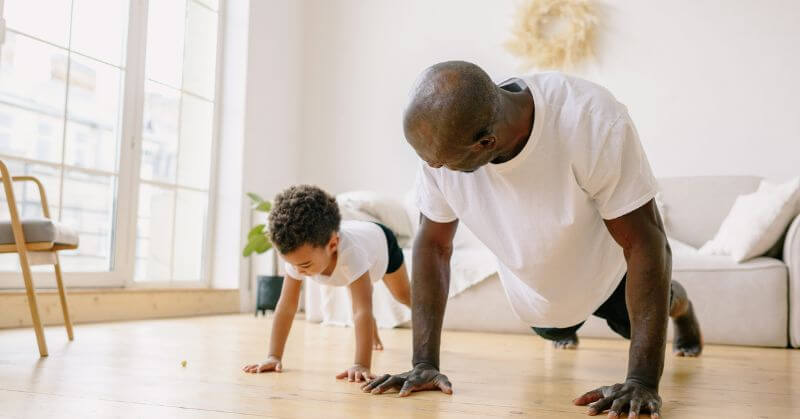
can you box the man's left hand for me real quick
[574,380,661,418]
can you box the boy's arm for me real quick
[267,275,303,359]
[243,275,302,373]
[337,272,376,382]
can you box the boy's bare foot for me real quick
[372,320,384,350]
[553,333,579,349]
[670,281,703,357]
[372,330,383,351]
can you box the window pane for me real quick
[145,0,186,88]
[0,33,68,117]
[140,82,179,183]
[0,33,67,163]
[58,170,116,271]
[173,189,206,281]
[4,0,72,47]
[177,95,213,189]
[0,103,63,164]
[64,56,124,172]
[182,2,217,99]
[70,0,130,66]
[135,183,174,281]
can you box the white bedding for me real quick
[303,244,498,329]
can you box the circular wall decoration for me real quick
[505,0,598,70]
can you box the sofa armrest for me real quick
[785,214,800,347]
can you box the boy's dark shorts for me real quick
[373,222,404,274]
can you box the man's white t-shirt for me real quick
[284,220,389,287]
[416,72,658,328]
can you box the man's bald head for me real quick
[403,61,501,171]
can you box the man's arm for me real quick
[608,200,671,389]
[575,199,671,417]
[362,214,458,396]
[411,214,458,369]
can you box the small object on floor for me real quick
[181,360,187,367]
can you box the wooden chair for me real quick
[0,159,78,357]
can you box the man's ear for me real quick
[475,136,496,150]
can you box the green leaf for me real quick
[254,239,272,254]
[255,201,272,212]
[248,224,266,240]
[242,242,255,257]
[248,235,269,254]
[243,232,267,256]
[246,192,264,204]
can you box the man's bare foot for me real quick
[372,320,384,351]
[553,333,579,349]
[670,281,703,357]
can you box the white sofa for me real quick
[442,176,800,348]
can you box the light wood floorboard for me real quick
[1,314,798,418]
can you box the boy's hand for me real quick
[336,364,375,382]
[242,356,282,373]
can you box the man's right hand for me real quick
[361,363,453,397]
[242,356,282,373]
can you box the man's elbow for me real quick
[413,236,454,259]
[625,231,670,266]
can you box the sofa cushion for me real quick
[580,241,788,347]
[699,177,800,262]
[0,218,79,247]
[658,176,762,248]
[672,255,787,347]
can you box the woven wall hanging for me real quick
[506,0,598,69]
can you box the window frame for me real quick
[0,0,224,289]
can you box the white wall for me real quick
[215,0,800,304]
[213,0,304,310]
[297,0,800,196]
[211,0,249,291]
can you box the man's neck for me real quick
[492,80,535,164]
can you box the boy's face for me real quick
[282,233,339,276]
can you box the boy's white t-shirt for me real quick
[284,220,389,287]
[416,72,658,328]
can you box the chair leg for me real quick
[53,254,74,341]
[19,252,48,357]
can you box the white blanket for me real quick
[304,246,498,329]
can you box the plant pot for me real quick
[256,275,284,316]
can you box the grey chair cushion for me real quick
[0,218,79,246]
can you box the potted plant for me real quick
[243,192,283,316]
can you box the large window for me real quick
[0,0,221,288]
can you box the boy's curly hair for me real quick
[268,185,341,254]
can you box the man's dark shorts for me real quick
[532,274,633,340]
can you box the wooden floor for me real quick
[1,315,799,418]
